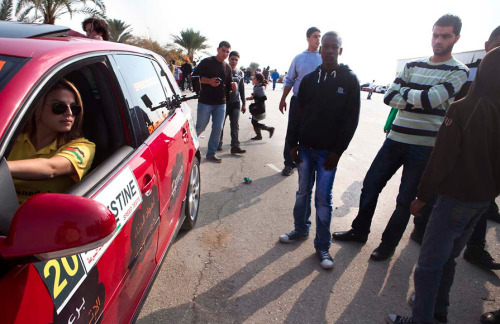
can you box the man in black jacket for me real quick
[279,31,360,270]
[387,47,500,324]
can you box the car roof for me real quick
[0,21,70,38]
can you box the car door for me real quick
[0,54,161,324]
[111,54,191,263]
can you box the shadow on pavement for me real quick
[334,180,362,218]
[195,173,287,229]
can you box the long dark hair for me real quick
[25,79,84,146]
[254,72,268,87]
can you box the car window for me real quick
[0,55,29,93]
[113,55,170,137]
[151,60,176,97]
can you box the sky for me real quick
[52,0,500,85]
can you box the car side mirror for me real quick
[0,193,116,262]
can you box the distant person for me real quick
[280,27,322,176]
[333,14,468,263]
[367,79,375,99]
[168,59,176,75]
[244,69,252,84]
[271,69,280,90]
[7,79,95,204]
[279,31,360,270]
[180,58,193,91]
[82,18,109,41]
[218,51,247,154]
[192,41,237,163]
[262,66,270,81]
[246,73,274,140]
[387,46,500,324]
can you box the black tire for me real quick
[181,158,200,230]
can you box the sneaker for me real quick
[206,155,222,163]
[464,245,500,270]
[481,309,500,324]
[317,250,334,269]
[282,166,294,176]
[230,147,246,154]
[251,135,262,140]
[279,230,309,243]
[408,294,448,323]
[268,127,275,138]
[385,314,416,324]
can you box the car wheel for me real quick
[182,158,200,230]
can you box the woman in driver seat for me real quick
[7,79,95,204]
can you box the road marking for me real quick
[266,163,281,173]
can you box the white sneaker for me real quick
[317,250,334,269]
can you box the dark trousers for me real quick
[272,79,277,90]
[367,89,373,99]
[219,102,241,148]
[283,95,298,168]
[351,138,433,248]
[180,76,192,91]
[251,117,270,136]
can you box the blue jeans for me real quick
[196,103,226,157]
[283,96,298,168]
[293,147,337,251]
[272,79,277,90]
[351,138,433,248]
[413,195,489,324]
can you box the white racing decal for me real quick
[81,166,142,272]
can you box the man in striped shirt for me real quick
[333,14,468,263]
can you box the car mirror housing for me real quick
[0,193,116,262]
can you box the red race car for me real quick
[0,21,201,324]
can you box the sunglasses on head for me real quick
[50,102,82,116]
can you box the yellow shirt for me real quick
[8,133,95,204]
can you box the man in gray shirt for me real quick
[280,27,322,176]
[218,51,247,154]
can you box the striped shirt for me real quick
[384,57,468,146]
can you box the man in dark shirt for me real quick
[192,41,237,163]
[180,58,193,91]
[218,51,246,154]
[279,31,360,270]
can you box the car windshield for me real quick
[0,55,29,93]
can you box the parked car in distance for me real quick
[375,85,388,93]
[0,21,201,324]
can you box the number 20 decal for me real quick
[43,256,79,298]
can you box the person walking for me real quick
[279,31,360,270]
[280,27,322,176]
[246,73,274,140]
[180,58,193,91]
[333,14,468,261]
[271,69,280,90]
[367,79,375,99]
[386,45,500,324]
[192,41,237,163]
[218,51,247,154]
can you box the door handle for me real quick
[141,174,155,196]
[182,127,188,143]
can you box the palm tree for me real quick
[107,19,132,43]
[15,0,106,25]
[172,28,209,61]
[0,0,13,20]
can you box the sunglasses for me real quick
[50,102,82,116]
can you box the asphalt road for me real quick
[137,84,500,324]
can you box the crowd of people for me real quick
[7,15,500,324]
[189,15,500,324]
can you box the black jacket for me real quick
[287,64,360,157]
[417,47,500,202]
